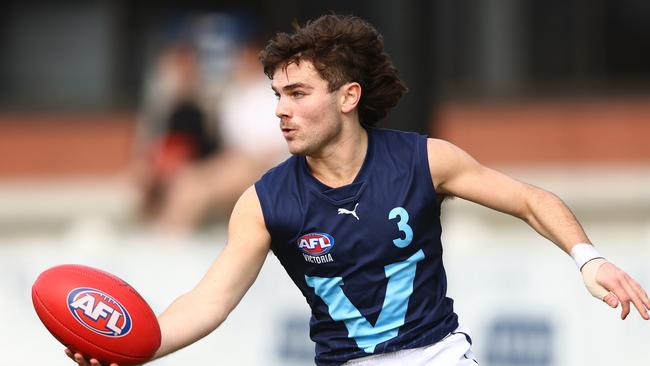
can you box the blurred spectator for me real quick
[132,14,287,235]
[133,40,218,220]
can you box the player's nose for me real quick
[275,96,291,119]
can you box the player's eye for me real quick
[292,91,305,98]
[274,92,280,100]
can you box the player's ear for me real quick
[340,82,361,114]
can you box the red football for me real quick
[32,264,161,365]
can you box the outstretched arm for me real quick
[427,138,650,320]
[67,185,272,365]
[154,185,271,358]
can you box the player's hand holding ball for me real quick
[32,264,160,365]
[65,348,119,366]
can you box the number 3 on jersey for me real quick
[305,207,424,353]
[389,207,413,248]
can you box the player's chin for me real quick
[286,142,309,156]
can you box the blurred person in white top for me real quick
[218,40,286,158]
[151,37,288,234]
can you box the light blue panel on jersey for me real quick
[305,249,425,353]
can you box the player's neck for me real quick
[306,124,368,188]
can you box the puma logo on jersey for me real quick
[337,203,359,220]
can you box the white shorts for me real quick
[342,326,479,366]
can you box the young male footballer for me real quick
[69,14,650,366]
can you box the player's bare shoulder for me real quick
[231,185,263,218]
[228,185,270,247]
[426,138,482,192]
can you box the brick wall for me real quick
[0,97,648,177]
[436,97,650,165]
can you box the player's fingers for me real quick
[612,286,632,320]
[64,349,75,360]
[644,292,650,312]
[603,292,619,308]
[604,281,630,319]
[89,359,102,366]
[621,277,650,320]
[596,263,641,319]
[621,300,631,320]
[628,277,650,310]
[73,353,90,366]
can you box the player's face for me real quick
[272,61,344,156]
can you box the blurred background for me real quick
[1,0,649,365]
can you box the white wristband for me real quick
[570,243,604,270]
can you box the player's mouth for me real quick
[281,127,296,139]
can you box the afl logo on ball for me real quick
[298,233,334,256]
[67,288,132,337]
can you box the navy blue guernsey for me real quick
[255,128,458,365]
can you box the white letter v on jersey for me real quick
[305,249,425,353]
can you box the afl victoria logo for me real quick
[298,233,335,256]
[67,287,132,337]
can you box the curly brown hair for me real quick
[259,14,408,126]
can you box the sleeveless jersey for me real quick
[255,128,458,365]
